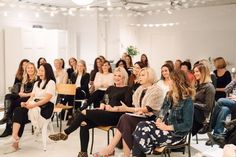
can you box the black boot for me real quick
[0,121,12,137]
[0,100,12,125]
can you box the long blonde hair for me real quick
[169,70,195,106]
[22,62,38,84]
[193,63,212,85]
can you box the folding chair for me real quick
[54,84,76,132]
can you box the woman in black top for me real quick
[49,67,133,157]
[0,60,33,137]
[213,57,231,100]
[66,57,77,83]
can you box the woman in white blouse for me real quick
[81,60,114,110]
[157,64,173,96]
[54,58,68,84]
[6,63,56,153]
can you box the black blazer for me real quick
[71,72,90,98]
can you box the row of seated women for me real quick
[1,56,230,156]
[45,62,216,157]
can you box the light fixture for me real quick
[71,0,94,6]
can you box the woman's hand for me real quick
[21,102,26,107]
[104,105,112,111]
[155,119,173,131]
[24,103,36,109]
[118,102,128,112]
[99,103,105,110]
[18,92,25,97]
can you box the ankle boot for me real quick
[0,122,12,137]
[0,100,12,125]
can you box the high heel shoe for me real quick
[93,151,115,157]
[3,137,20,154]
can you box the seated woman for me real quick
[157,64,173,96]
[54,58,68,84]
[132,70,195,157]
[0,60,38,138]
[192,63,216,136]
[83,60,113,109]
[5,63,56,153]
[128,61,146,92]
[89,57,103,94]
[207,74,236,145]
[94,67,164,157]
[49,67,133,157]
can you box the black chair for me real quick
[195,101,216,144]
[155,131,192,157]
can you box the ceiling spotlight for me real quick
[72,0,94,6]
[107,0,111,6]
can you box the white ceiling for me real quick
[1,0,236,16]
[18,0,236,9]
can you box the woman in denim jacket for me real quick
[132,70,195,157]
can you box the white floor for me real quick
[0,109,223,157]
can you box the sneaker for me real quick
[48,132,68,141]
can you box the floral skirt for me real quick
[133,121,182,154]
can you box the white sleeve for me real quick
[45,80,56,96]
[31,81,38,95]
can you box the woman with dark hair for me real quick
[0,62,38,137]
[157,64,173,96]
[125,55,133,70]
[67,57,77,83]
[181,61,195,86]
[140,54,149,67]
[82,60,114,109]
[132,70,195,157]
[128,61,146,92]
[165,60,174,71]
[5,63,56,153]
[116,59,130,76]
[89,57,103,93]
[174,59,182,70]
[37,57,47,69]
[49,67,133,157]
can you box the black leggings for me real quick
[13,102,54,137]
[87,90,105,108]
[64,110,123,152]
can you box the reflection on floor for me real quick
[0,111,222,157]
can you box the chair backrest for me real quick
[56,84,76,96]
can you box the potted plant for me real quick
[127,45,139,57]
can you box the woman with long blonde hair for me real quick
[132,70,195,157]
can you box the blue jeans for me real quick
[213,98,236,135]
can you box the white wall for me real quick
[0,29,4,99]
[133,5,236,77]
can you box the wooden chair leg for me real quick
[90,128,94,154]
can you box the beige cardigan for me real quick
[132,84,164,111]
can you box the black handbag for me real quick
[11,83,21,94]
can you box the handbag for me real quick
[11,83,21,94]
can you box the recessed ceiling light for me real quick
[72,0,94,6]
